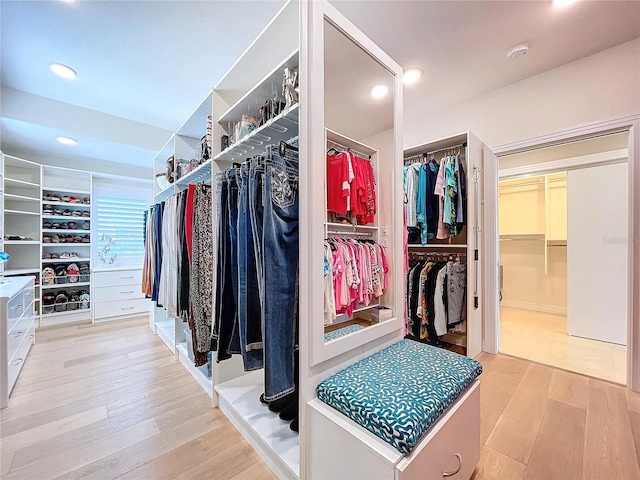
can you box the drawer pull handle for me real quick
[121,306,135,310]
[12,358,24,367]
[28,335,35,340]
[442,453,462,478]
[11,331,23,338]
[11,304,22,310]
[25,291,33,297]
[120,276,134,279]
[121,290,134,294]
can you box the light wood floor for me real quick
[473,352,640,480]
[3,317,639,480]
[500,307,627,385]
[0,316,275,480]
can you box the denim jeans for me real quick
[237,162,264,371]
[261,144,299,401]
[215,173,239,361]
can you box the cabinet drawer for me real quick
[94,285,144,303]
[7,321,35,397]
[396,381,481,480]
[7,291,25,332]
[94,269,141,288]
[94,298,149,320]
[7,311,36,360]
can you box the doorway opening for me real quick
[497,132,629,385]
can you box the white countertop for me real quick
[0,276,35,300]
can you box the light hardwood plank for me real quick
[479,371,521,444]
[1,405,108,454]
[114,423,239,480]
[56,411,227,480]
[548,369,589,410]
[583,379,640,480]
[230,459,278,480]
[471,446,526,480]
[478,352,530,379]
[5,418,160,479]
[629,411,640,471]
[523,399,586,479]
[486,365,552,463]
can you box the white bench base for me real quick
[306,379,480,480]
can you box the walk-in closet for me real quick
[2,1,639,479]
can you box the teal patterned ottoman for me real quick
[316,339,482,454]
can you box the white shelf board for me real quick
[408,244,468,248]
[326,128,377,155]
[326,222,378,230]
[4,210,39,216]
[43,243,91,247]
[4,178,40,188]
[154,185,175,202]
[215,104,299,163]
[42,201,91,207]
[4,193,39,202]
[154,135,175,163]
[156,318,176,353]
[43,215,91,220]
[2,268,40,275]
[42,229,90,234]
[41,309,90,319]
[175,159,212,187]
[3,241,40,245]
[42,282,91,289]
[42,258,90,263]
[42,189,91,195]
[177,343,213,398]
[216,370,299,480]
[176,91,212,139]
[219,49,299,124]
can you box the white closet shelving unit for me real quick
[403,132,489,358]
[150,92,219,395]
[1,155,42,318]
[40,166,92,326]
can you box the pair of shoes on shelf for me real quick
[260,391,299,432]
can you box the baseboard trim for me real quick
[501,300,567,316]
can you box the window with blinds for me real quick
[93,186,150,267]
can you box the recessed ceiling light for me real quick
[50,63,77,79]
[371,84,390,99]
[403,69,423,85]
[553,0,579,7]
[56,136,77,146]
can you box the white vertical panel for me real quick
[567,162,628,345]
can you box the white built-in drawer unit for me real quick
[93,268,148,322]
[307,380,481,480]
[1,276,36,408]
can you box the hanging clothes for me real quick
[327,150,377,225]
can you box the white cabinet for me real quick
[1,276,36,408]
[93,268,148,322]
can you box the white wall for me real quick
[404,38,640,149]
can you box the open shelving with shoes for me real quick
[39,166,92,326]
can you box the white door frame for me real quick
[484,114,640,391]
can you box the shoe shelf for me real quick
[214,104,299,163]
[42,188,91,196]
[42,215,91,220]
[3,240,40,245]
[42,201,91,207]
[42,258,91,263]
[42,229,91,234]
[41,309,90,318]
[42,282,91,289]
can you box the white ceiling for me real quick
[1,0,639,176]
